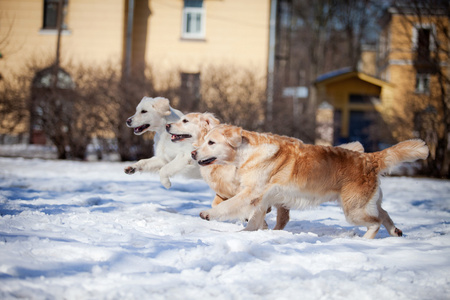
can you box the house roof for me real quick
[315,68,393,88]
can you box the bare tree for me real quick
[271,0,385,143]
[270,0,338,142]
[198,64,266,131]
[333,0,385,69]
[0,11,22,63]
[0,78,28,142]
[28,61,102,160]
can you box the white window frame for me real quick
[181,1,205,39]
[415,73,430,94]
[412,23,436,52]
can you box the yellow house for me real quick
[315,5,449,153]
[0,0,270,86]
[0,0,272,142]
[142,0,270,75]
[0,0,126,79]
[377,7,449,141]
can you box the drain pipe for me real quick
[124,0,135,77]
[266,0,277,130]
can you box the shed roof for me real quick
[315,68,393,88]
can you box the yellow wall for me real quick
[380,13,449,140]
[360,50,377,76]
[0,0,126,78]
[145,0,270,75]
[388,14,449,62]
[0,0,270,81]
[0,0,271,136]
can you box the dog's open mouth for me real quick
[134,124,150,134]
[170,134,192,142]
[198,157,217,166]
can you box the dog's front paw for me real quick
[124,166,136,174]
[199,210,211,221]
[160,177,172,189]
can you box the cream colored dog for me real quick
[192,124,429,238]
[170,113,365,230]
[124,97,201,188]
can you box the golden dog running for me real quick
[170,113,365,230]
[191,124,429,238]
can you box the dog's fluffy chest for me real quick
[200,165,241,199]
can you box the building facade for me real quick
[315,4,449,154]
[0,0,272,142]
[0,0,270,85]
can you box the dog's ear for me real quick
[202,113,220,128]
[153,97,171,116]
[223,126,242,148]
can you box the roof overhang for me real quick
[315,69,393,89]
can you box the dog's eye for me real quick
[182,119,189,123]
[208,140,215,145]
[141,110,147,114]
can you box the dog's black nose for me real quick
[191,150,197,160]
[166,124,171,132]
[126,118,132,126]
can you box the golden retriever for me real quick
[170,113,365,230]
[124,97,201,189]
[191,124,429,238]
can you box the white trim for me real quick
[388,59,448,67]
[181,4,205,39]
[39,29,72,36]
[412,23,436,52]
[415,73,431,94]
[389,59,413,65]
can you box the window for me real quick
[415,73,430,94]
[417,28,431,60]
[182,0,205,39]
[43,0,68,30]
[412,24,435,60]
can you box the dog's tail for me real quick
[373,139,429,174]
[338,141,364,153]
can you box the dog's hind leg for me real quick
[363,222,381,239]
[379,206,402,237]
[376,191,402,237]
[342,187,383,239]
[273,205,290,230]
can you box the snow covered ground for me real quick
[1,157,449,300]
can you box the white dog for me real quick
[124,97,201,188]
